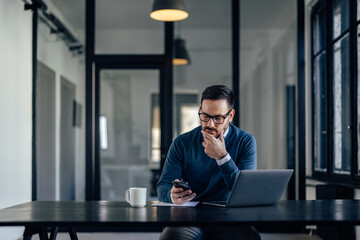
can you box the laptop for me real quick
[202,169,293,207]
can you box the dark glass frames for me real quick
[198,109,232,124]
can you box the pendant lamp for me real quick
[150,0,188,22]
[173,38,191,65]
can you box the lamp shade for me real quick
[150,0,188,22]
[173,38,190,65]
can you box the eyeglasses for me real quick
[198,109,232,124]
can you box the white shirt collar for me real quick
[223,126,230,138]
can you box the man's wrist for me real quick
[216,153,231,165]
[216,152,228,161]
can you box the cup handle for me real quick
[125,190,130,203]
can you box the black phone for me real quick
[172,181,191,191]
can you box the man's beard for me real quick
[202,123,229,138]
[203,127,220,138]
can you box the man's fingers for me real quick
[172,187,183,193]
[201,130,212,139]
[180,193,196,202]
[202,130,213,139]
[202,131,216,144]
[201,131,209,141]
[202,130,219,143]
[175,193,196,205]
[172,188,192,197]
[173,189,192,197]
[219,130,225,142]
[173,190,194,205]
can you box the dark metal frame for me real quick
[286,86,296,200]
[93,63,168,200]
[85,0,95,200]
[311,0,360,185]
[232,0,240,127]
[24,0,41,201]
[298,0,306,200]
[31,2,38,201]
[310,0,329,180]
[350,0,360,182]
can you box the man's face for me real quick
[200,99,235,138]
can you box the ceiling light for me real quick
[173,38,190,66]
[150,0,189,22]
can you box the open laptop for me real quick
[202,169,293,207]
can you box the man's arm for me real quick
[218,135,257,190]
[156,138,195,204]
[202,130,257,191]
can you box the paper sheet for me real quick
[151,201,199,207]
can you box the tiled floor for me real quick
[30,232,323,240]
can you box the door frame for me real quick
[93,63,169,200]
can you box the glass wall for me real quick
[240,0,297,170]
[173,0,232,137]
[95,0,163,54]
[100,70,159,200]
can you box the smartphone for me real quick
[172,181,191,191]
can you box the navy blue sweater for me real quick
[157,124,257,203]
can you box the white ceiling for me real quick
[49,0,296,31]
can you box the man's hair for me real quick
[201,85,235,109]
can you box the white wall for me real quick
[37,19,86,201]
[0,1,86,238]
[0,0,32,239]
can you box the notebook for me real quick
[202,169,293,207]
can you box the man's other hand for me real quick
[171,179,196,205]
[202,130,228,160]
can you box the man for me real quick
[157,85,260,240]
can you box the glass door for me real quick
[99,69,160,200]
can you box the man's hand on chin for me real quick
[202,130,228,160]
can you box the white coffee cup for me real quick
[125,187,147,207]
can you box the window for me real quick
[311,0,359,181]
